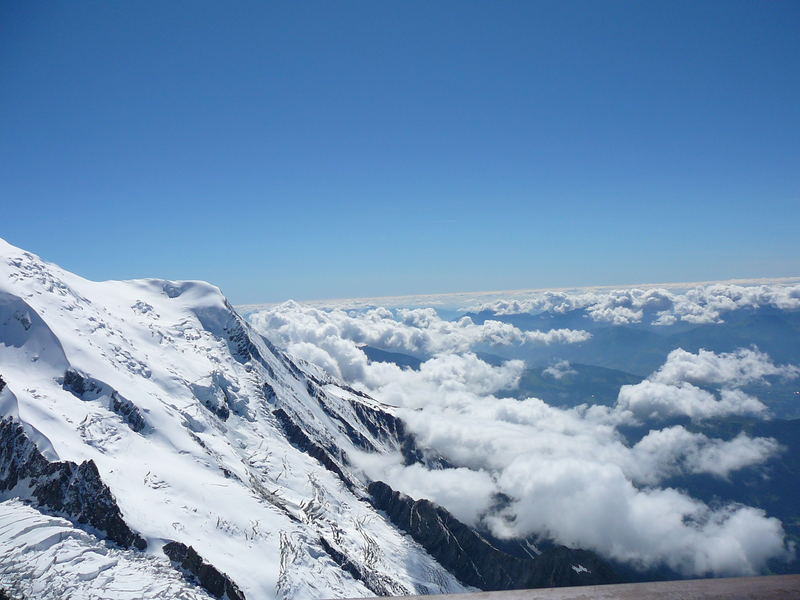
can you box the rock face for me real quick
[272,407,354,489]
[368,481,620,591]
[0,417,146,550]
[301,372,445,469]
[163,541,246,600]
[61,369,147,432]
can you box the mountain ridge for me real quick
[0,238,615,598]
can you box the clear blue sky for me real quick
[1,1,798,303]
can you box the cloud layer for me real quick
[466,282,800,325]
[248,301,588,381]
[246,301,797,577]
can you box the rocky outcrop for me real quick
[271,409,354,490]
[0,417,146,550]
[318,537,408,597]
[198,300,277,381]
[110,392,147,432]
[304,374,441,467]
[163,541,246,600]
[348,401,429,466]
[368,481,619,591]
[189,371,236,421]
[61,369,146,432]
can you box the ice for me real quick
[0,237,467,599]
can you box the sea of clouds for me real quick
[465,281,800,325]
[245,281,800,577]
[241,279,800,326]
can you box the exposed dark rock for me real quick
[261,335,304,380]
[204,396,231,421]
[340,383,372,400]
[347,401,445,467]
[311,393,379,453]
[306,380,445,468]
[281,353,305,380]
[163,541,246,600]
[368,480,620,591]
[61,369,146,432]
[110,392,146,432]
[318,537,365,587]
[324,408,378,453]
[262,382,277,404]
[261,359,275,380]
[0,374,5,393]
[398,431,428,467]
[163,283,183,298]
[0,417,146,550]
[272,409,354,491]
[194,302,276,399]
[304,373,420,457]
[0,418,50,491]
[206,302,278,385]
[221,302,263,366]
[62,368,93,397]
[318,537,407,597]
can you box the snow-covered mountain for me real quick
[0,238,612,599]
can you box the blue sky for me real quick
[1,1,798,303]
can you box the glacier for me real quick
[0,238,473,599]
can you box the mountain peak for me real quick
[0,238,474,599]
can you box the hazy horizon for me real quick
[237,275,800,311]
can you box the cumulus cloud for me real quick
[651,347,800,387]
[248,301,589,378]
[543,360,577,380]
[616,381,768,422]
[487,461,789,576]
[247,303,796,576]
[617,348,798,422]
[355,384,789,575]
[628,427,782,484]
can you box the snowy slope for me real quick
[0,238,467,599]
[0,498,215,600]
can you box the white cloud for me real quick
[543,360,577,380]
[617,348,798,422]
[616,381,768,422]
[466,282,800,326]
[355,359,788,575]
[629,427,782,484]
[651,347,800,387]
[351,451,497,527]
[246,303,795,577]
[487,460,789,576]
[247,301,589,368]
